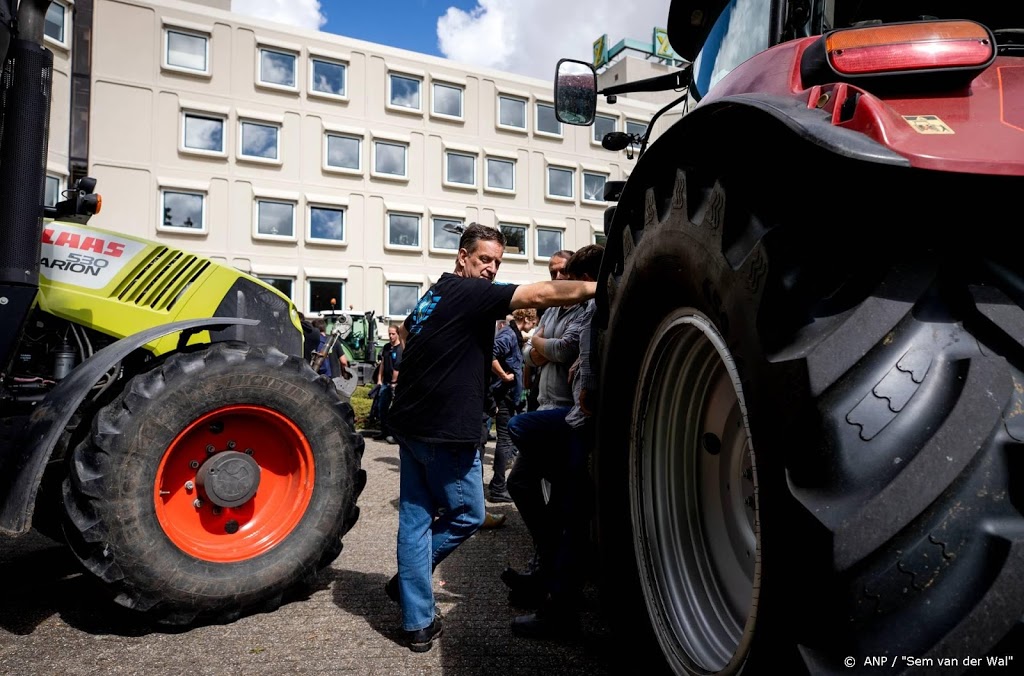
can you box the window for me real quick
[387,212,420,248]
[308,279,345,313]
[310,58,346,97]
[239,120,280,161]
[432,217,463,251]
[44,175,61,208]
[432,82,463,118]
[485,158,515,192]
[309,205,345,243]
[445,151,476,187]
[547,166,574,200]
[388,283,421,317]
[691,0,771,96]
[583,172,608,203]
[500,223,528,257]
[627,119,648,151]
[537,227,564,259]
[593,114,617,144]
[255,199,295,239]
[258,276,294,300]
[165,29,208,74]
[498,95,527,130]
[325,134,361,172]
[374,141,408,178]
[161,190,205,232]
[259,48,297,88]
[182,113,225,154]
[388,73,422,111]
[44,1,66,45]
[536,102,562,136]
[594,231,608,246]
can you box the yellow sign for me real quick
[654,28,675,59]
[903,115,955,134]
[593,34,607,68]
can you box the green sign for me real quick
[654,27,676,59]
[593,34,608,68]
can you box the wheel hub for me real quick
[196,450,261,508]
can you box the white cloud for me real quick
[231,0,326,31]
[437,0,672,80]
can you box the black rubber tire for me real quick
[61,342,366,626]
[595,160,1024,674]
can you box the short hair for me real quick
[311,317,327,332]
[565,244,604,281]
[550,249,575,261]
[459,222,505,253]
[512,308,537,323]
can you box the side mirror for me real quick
[554,58,597,126]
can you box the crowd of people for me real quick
[303,224,604,653]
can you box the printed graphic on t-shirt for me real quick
[408,289,441,336]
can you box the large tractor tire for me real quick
[594,157,1024,674]
[61,341,366,626]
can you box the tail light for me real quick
[801,20,996,89]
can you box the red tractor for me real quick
[555,1,1023,673]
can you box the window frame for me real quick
[386,282,423,318]
[591,113,619,146]
[307,278,346,315]
[323,132,362,174]
[534,101,563,138]
[372,139,409,181]
[484,156,516,194]
[496,94,528,133]
[430,81,465,120]
[180,110,227,157]
[238,119,282,164]
[158,188,208,235]
[309,56,348,100]
[257,46,299,91]
[443,150,477,190]
[429,215,465,254]
[387,72,424,114]
[307,203,347,246]
[499,222,529,259]
[582,171,610,205]
[43,0,70,49]
[535,225,566,261]
[546,164,575,202]
[163,27,210,76]
[252,198,297,242]
[44,174,63,208]
[257,275,295,301]
[385,211,422,251]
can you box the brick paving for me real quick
[0,435,614,675]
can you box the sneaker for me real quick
[481,512,507,529]
[487,487,514,504]
[385,435,397,444]
[406,617,443,653]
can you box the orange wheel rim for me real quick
[154,405,315,563]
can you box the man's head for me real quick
[387,325,400,344]
[311,317,327,334]
[512,307,538,332]
[455,223,506,281]
[548,249,574,280]
[564,244,604,282]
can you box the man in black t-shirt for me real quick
[384,223,597,652]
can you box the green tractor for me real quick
[0,0,365,626]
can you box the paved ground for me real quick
[0,435,615,676]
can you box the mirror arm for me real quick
[638,91,689,157]
[598,65,692,96]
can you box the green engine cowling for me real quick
[37,220,303,357]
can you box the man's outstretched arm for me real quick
[510,280,595,310]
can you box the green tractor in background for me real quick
[0,0,365,627]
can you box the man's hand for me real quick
[502,372,515,383]
[579,388,592,416]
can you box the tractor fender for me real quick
[0,317,259,536]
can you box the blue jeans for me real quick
[396,435,485,631]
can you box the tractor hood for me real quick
[36,220,303,356]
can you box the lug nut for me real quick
[193,498,203,509]
[189,460,199,469]
[185,481,194,492]
[206,445,216,454]
[245,448,253,456]
[227,440,236,449]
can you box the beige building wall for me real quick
[53,0,660,328]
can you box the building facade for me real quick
[44,0,660,323]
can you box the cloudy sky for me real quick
[230,0,673,80]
